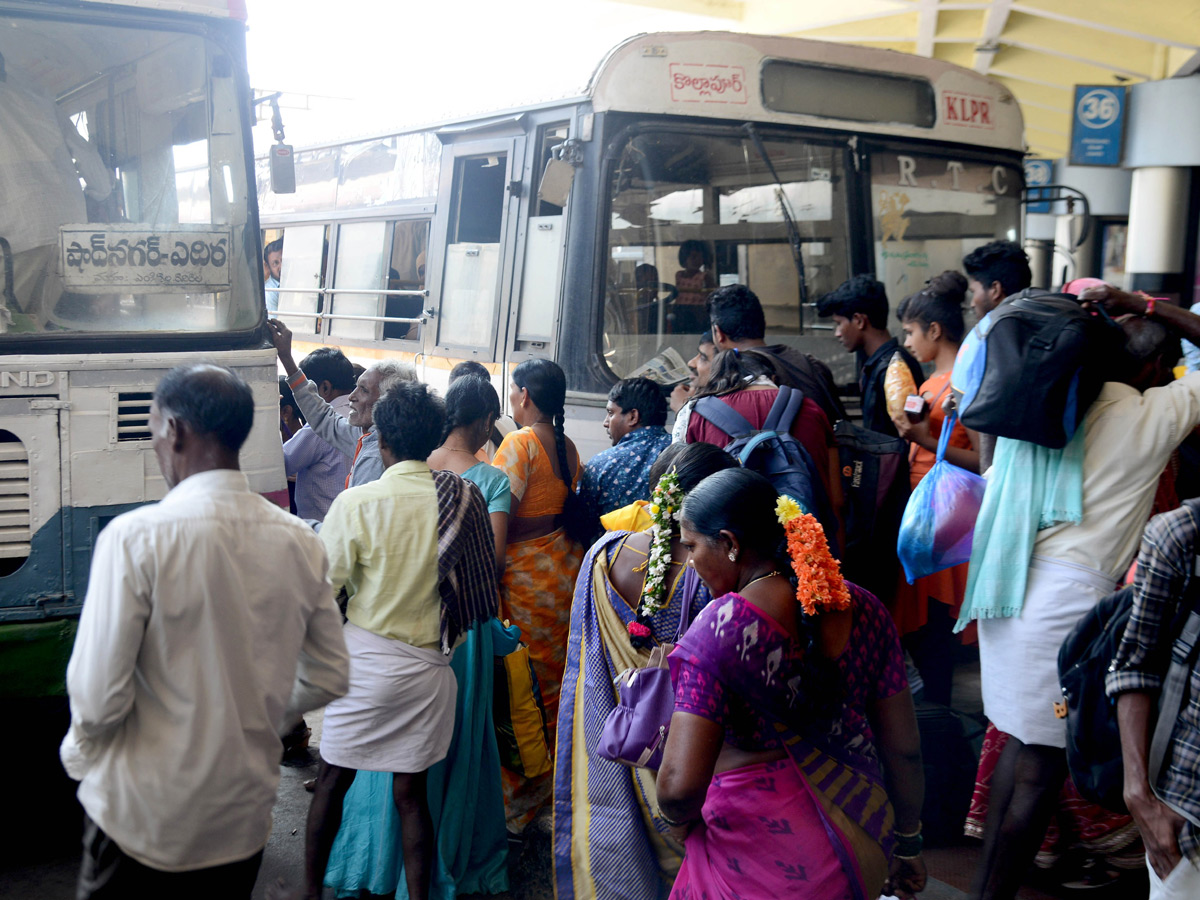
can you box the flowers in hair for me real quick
[637,469,682,620]
[775,495,851,616]
[627,621,652,638]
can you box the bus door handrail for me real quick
[277,311,425,325]
[273,287,429,298]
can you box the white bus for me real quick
[262,31,1026,459]
[0,0,282,693]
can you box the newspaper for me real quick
[627,348,693,388]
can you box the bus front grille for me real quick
[0,434,31,569]
[116,392,153,442]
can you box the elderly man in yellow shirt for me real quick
[294,382,498,900]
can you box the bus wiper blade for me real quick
[742,122,808,320]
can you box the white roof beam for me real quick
[989,67,1072,92]
[974,0,1012,73]
[916,0,938,57]
[1002,41,1152,80]
[1010,4,1200,52]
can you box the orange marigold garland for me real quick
[775,495,851,616]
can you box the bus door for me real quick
[0,395,65,618]
[424,135,526,370]
[506,122,572,364]
[275,223,328,340]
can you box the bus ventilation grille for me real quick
[0,432,31,571]
[116,392,153,442]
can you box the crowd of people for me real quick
[56,239,1200,900]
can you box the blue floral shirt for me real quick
[577,426,673,521]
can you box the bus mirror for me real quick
[538,157,574,207]
[270,143,296,193]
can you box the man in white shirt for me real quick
[968,289,1200,900]
[60,364,349,899]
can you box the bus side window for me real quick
[276,224,328,336]
[329,221,387,341]
[383,219,430,341]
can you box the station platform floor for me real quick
[1,658,1149,900]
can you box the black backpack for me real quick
[694,386,839,550]
[1057,586,1136,812]
[954,288,1124,448]
[833,420,910,599]
[1059,557,1200,818]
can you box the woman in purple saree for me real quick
[658,469,927,900]
[554,443,739,900]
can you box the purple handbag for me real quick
[596,567,697,770]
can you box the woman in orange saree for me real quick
[493,358,584,830]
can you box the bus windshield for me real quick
[0,10,259,338]
[602,126,853,378]
[601,124,1022,381]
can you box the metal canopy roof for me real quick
[613,0,1200,158]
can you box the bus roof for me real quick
[75,0,247,20]
[256,30,1025,158]
[590,31,1025,155]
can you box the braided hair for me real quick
[512,358,594,543]
[512,358,570,487]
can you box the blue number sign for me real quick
[1024,159,1053,214]
[1069,85,1126,167]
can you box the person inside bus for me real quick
[268,318,415,489]
[1,53,113,333]
[816,274,924,439]
[384,250,425,341]
[264,238,283,315]
[706,284,845,425]
[671,240,715,333]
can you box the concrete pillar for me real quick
[1126,166,1192,295]
[1024,238,1053,289]
[1052,215,1096,287]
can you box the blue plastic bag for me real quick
[897,411,987,584]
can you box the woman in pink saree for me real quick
[657,469,927,900]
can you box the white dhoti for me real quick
[978,555,1115,748]
[319,622,456,772]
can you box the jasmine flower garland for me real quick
[634,469,682,621]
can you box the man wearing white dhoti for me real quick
[296,382,499,900]
[961,288,1200,900]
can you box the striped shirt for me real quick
[1107,500,1200,860]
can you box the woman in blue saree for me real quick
[554,443,738,900]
